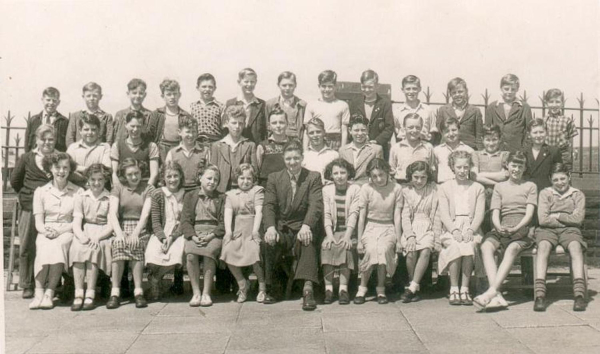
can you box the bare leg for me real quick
[535,241,553,281]
[73,263,85,291]
[568,242,585,279]
[480,241,498,285]
[412,249,431,285]
[186,254,201,297]
[227,264,246,283]
[360,265,374,288]
[461,256,474,289]
[449,258,462,288]
[487,242,523,293]
[111,261,125,289]
[86,263,98,292]
[323,264,334,288]
[130,260,144,293]
[46,264,64,291]
[35,265,49,290]
[203,258,216,296]
[406,252,417,281]
[252,262,266,291]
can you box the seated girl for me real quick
[533,163,587,312]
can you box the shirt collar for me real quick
[267,135,288,143]
[220,135,247,147]
[497,100,522,107]
[162,186,184,199]
[175,142,203,153]
[399,101,423,112]
[307,145,332,154]
[287,169,301,181]
[198,187,217,199]
[452,102,468,110]
[48,182,77,196]
[197,98,217,107]
[157,106,184,115]
[480,149,502,157]
[237,95,259,106]
[551,186,577,199]
[84,108,105,116]
[440,142,466,151]
[279,96,297,106]
[350,142,369,151]
[82,188,110,200]
[399,139,424,148]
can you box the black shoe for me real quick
[323,290,334,304]
[70,299,83,312]
[338,290,350,305]
[22,288,34,299]
[135,295,148,308]
[263,293,277,304]
[377,294,388,304]
[573,296,587,312]
[353,296,365,305]
[533,297,546,312]
[82,299,96,311]
[106,296,120,309]
[400,289,419,303]
[302,290,317,311]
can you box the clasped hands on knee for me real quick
[265,225,313,247]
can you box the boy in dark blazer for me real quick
[263,140,323,310]
[24,87,69,152]
[523,119,563,192]
[223,68,267,143]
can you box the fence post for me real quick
[481,89,490,112]
[577,93,585,178]
[424,87,432,105]
[3,110,13,191]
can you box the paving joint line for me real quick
[397,305,432,353]
[123,303,166,354]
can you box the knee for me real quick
[537,241,553,254]
[505,243,522,256]
[421,248,432,259]
[186,254,198,263]
[568,242,583,256]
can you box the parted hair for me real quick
[162,160,185,189]
[448,150,473,172]
[318,70,337,85]
[403,112,423,127]
[268,103,288,122]
[549,162,570,177]
[544,88,564,103]
[179,116,198,130]
[82,82,102,94]
[42,87,60,98]
[447,77,467,94]
[500,74,520,89]
[238,68,257,81]
[197,164,221,183]
[42,152,76,177]
[35,124,55,140]
[277,71,297,85]
[527,118,546,132]
[305,117,325,131]
[78,113,101,129]
[84,163,111,181]
[360,69,379,84]
[366,158,391,176]
[441,117,461,132]
[125,110,145,124]
[127,78,147,92]
[283,139,303,155]
[482,124,502,138]
[160,79,180,94]
[402,75,421,88]
[406,161,433,183]
[117,158,147,186]
[234,163,257,181]
[324,158,356,181]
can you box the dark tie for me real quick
[290,174,297,200]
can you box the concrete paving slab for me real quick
[489,308,586,328]
[322,311,411,332]
[157,300,241,317]
[142,315,236,335]
[426,342,533,354]
[226,327,325,353]
[506,326,600,353]
[4,336,46,354]
[5,311,78,336]
[324,330,426,354]
[126,333,230,354]
[412,321,514,346]
[236,308,321,328]
[59,313,153,333]
[27,331,139,354]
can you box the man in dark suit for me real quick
[262,140,323,310]
[24,87,69,152]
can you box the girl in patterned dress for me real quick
[256,104,289,186]
[354,158,403,305]
[107,158,155,309]
[180,165,226,307]
[145,161,187,301]
[321,158,360,305]
[220,164,266,303]
[70,164,113,311]
[399,161,441,303]
[29,153,83,310]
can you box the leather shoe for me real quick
[353,296,366,305]
[400,289,419,303]
[71,298,83,311]
[302,290,317,311]
[22,288,34,299]
[377,294,388,304]
[263,293,277,304]
[82,298,96,311]
[338,290,350,305]
[323,290,334,304]
[533,297,546,312]
[106,295,120,309]
[135,294,148,308]
[573,296,587,312]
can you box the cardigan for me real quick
[348,94,395,153]
[150,187,185,241]
[323,183,361,233]
[25,111,69,152]
[436,104,484,150]
[437,179,485,232]
[10,151,52,211]
[179,189,226,240]
[223,97,267,143]
[401,183,442,239]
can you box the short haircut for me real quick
[403,113,424,127]
[549,162,570,177]
[406,161,433,183]
[277,71,297,85]
[448,150,473,172]
[42,152,76,177]
[82,82,102,94]
[283,139,303,155]
[360,69,379,84]
[348,113,369,129]
[127,78,147,91]
[125,110,145,124]
[500,74,520,89]
[179,116,198,130]
[197,164,221,184]
[223,104,246,123]
[117,158,146,185]
[268,103,288,123]
[544,88,564,102]
[366,158,390,176]
[482,124,502,138]
[528,118,546,132]
[318,70,337,85]
[35,124,55,140]
[441,117,460,132]
[162,160,185,188]
[238,68,257,81]
[160,79,180,94]
[234,163,257,181]
[402,75,421,88]
[42,87,60,98]
[305,117,325,131]
[78,113,101,130]
[507,151,527,166]
[447,77,467,93]
[324,158,356,181]
[85,163,111,181]
[196,73,216,87]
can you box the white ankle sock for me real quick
[409,281,420,293]
[356,286,368,297]
[339,285,348,293]
[134,288,143,296]
[111,288,120,297]
[460,286,469,294]
[75,289,85,298]
[450,286,459,294]
[325,284,334,292]
[86,290,96,299]
[44,289,55,298]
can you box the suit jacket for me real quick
[348,94,394,153]
[263,168,323,232]
[209,140,257,193]
[111,106,153,144]
[147,106,192,144]
[224,97,267,143]
[25,111,69,152]
[485,101,533,152]
[436,104,484,150]
[523,144,562,192]
[338,143,383,184]
[265,96,306,138]
[65,110,114,146]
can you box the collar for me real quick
[350,142,369,151]
[546,113,564,120]
[398,101,423,112]
[75,139,104,149]
[550,186,577,199]
[452,102,468,110]
[125,182,146,192]
[174,142,203,153]
[126,136,144,147]
[279,96,297,106]
[46,181,77,196]
[237,95,259,105]
[287,169,301,181]
[198,187,217,199]
[129,106,149,114]
[479,149,502,157]
[32,148,46,158]
[82,189,110,200]
[84,108,105,116]
[196,98,218,107]
[440,142,465,151]
[162,186,184,198]
[157,106,184,115]
[497,100,522,107]
[220,135,247,147]
[307,145,332,154]
[267,135,288,143]
[399,139,424,148]
[43,110,56,118]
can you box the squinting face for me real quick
[443,124,460,144]
[547,97,564,115]
[197,80,216,101]
[483,134,501,153]
[450,86,467,106]
[402,83,421,102]
[51,159,71,183]
[529,126,547,145]
[88,171,106,194]
[269,114,287,136]
[319,82,335,100]
[331,165,349,186]
[369,168,388,187]
[42,95,60,114]
[200,169,219,192]
[178,127,198,146]
[307,125,325,147]
[127,87,147,106]
[237,170,255,191]
[350,123,368,144]
[501,84,518,102]
[162,89,181,107]
[80,123,99,145]
[411,170,428,189]
[278,78,296,98]
[507,161,525,181]
[125,118,142,139]
[227,117,245,137]
[283,150,303,175]
[551,172,570,194]
[164,169,181,193]
[83,90,102,110]
[453,157,471,181]
[404,118,423,142]
[37,131,56,154]
[239,75,257,95]
[360,79,377,100]
[124,166,141,188]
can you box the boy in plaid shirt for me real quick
[543,89,577,170]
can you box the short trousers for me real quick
[535,227,587,250]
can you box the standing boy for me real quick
[223,68,267,143]
[190,73,224,148]
[542,88,577,171]
[393,75,437,144]
[111,78,152,144]
[165,117,208,192]
[25,87,69,152]
[66,82,114,146]
[338,114,383,185]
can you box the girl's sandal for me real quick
[200,294,213,307]
[449,292,461,306]
[460,292,473,306]
[236,281,249,303]
[189,294,202,307]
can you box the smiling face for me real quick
[283,150,303,175]
[529,125,547,146]
[42,94,60,115]
[83,89,102,111]
[369,168,388,187]
[450,85,467,106]
[402,83,421,103]
[269,113,287,137]
[404,117,423,142]
[331,165,349,187]
[197,80,216,101]
[501,84,518,103]
[237,169,255,191]
[51,158,71,184]
[164,168,182,193]
[483,134,501,153]
[360,79,377,101]
[88,171,106,194]
[124,165,141,188]
[178,126,198,146]
[238,75,257,95]
[546,96,564,116]
[162,89,181,108]
[37,131,56,154]
[507,161,525,182]
[550,171,570,194]
[411,169,428,189]
[453,157,471,181]
[278,78,296,99]
[200,169,219,193]
[350,123,368,145]
[125,117,142,139]
[306,124,325,148]
[80,123,99,146]
[127,86,147,106]
[319,82,336,100]
[443,124,460,145]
